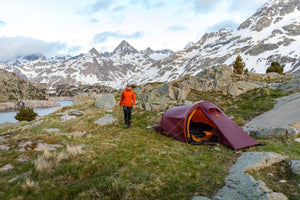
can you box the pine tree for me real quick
[232,54,246,75]
[266,61,284,74]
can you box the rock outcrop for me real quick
[214,152,288,200]
[244,93,300,138]
[141,65,266,111]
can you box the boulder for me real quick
[244,93,300,139]
[95,94,116,111]
[290,160,300,176]
[94,114,117,126]
[214,152,288,200]
[278,76,300,93]
[228,81,265,97]
[72,93,90,105]
[255,126,298,139]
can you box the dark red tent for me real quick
[151,101,259,150]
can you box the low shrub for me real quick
[15,107,38,122]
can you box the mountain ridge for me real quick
[0,0,299,89]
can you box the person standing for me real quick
[119,84,136,128]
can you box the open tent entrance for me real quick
[187,108,218,144]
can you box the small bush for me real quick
[266,61,284,74]
[15,107,38,122]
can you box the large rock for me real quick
[94,94,116,111]
[255,126,298,139]
[214,152,288,200]
[72,93,91,105]
[278,76,300,93]
[94,114,117,126]
[290,160,300,176]
[244,93,300,138]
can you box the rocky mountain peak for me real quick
[238,0,300,31]
[23,53,45,61]
[88,47,101,57]
[143,47,154,56]
[112,40,139,56]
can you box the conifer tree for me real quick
[232,54,246,75]
[266,61,284,74]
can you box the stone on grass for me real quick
[8,171,32,183]
[0,144,10,151]
[16,155,30,162]
[35,143,63,151]
[0,164,13,172]
[95,94,116,111]
[290,160,300,176]
[61,115,77,122]
[70,131,87,137]
[44,128,61,133]
[94,114,117,126]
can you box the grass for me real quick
[249,161,300,200]
[0,88,299,199]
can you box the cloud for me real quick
[0,36,73,60]
[168,25,186,32]
[191,0,222,14]
[229,0,268,13]
[90,18,99,23]
[84,0,113,15]
[93,31,144,43]
[206,19,240,32]
[130,0,164,9]
[0,20,6,26]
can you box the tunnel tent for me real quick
[151,101,259,150]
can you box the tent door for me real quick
[187,108,217,144]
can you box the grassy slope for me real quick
[0,88,299,200]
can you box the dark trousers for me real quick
[123,106,132,125]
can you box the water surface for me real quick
[0,101,73,124]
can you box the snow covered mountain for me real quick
[129,0,300,85]
[0,40,173,88]
[0,0,299,89]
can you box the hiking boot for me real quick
[124,124,128,129]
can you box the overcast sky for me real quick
[0,0,269,60]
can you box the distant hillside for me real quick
[0,69,47,102]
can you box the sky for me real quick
[0,0,269,60]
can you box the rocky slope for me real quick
[0,69,47,102]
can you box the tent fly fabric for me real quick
[151,101,259,150]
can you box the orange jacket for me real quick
[120,88,136,107]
